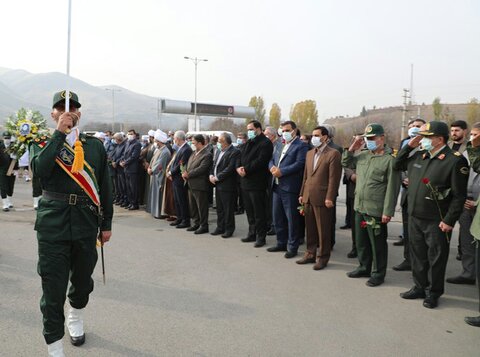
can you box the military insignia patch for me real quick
[438,154,445,160]
[460,167,469,175]
[366,126,373,133]
[60,90,73,99]
[454,151,461,156]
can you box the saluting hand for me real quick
[348,135,364,152]
[408,135,422,148]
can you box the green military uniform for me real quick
[394,121,469,301]
[30,91,113,345]
[0,133,17,206]
[342,124,401,284]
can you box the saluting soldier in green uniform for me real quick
[342,123,401,287]
[30,91,113,357]
[394,121,469,309]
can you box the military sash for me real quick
[55,143,100,206]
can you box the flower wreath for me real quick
[4,108,49,158]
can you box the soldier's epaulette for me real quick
[453,151,462,156]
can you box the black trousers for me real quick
[409,216,450,298]
[475,242,480,312]
[188,189,209,228]
[216,189,236,233]
[173,179,190,224]
[0,173,15,198]
[115,171,127,203]
[347,196,355,248]
[37,235,98,344]
[243,189,267,239]
[125,172,139,206]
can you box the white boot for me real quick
[2,199,9,212]
[67,307,85,346]
[6,196,13,208]
[34,196,41,210]
[47,340,65,357]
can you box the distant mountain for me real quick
[0,67,188,131]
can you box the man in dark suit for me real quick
[267,121,308,258]
[111,133,127,207]
[167,130,193,228]
[234,132,247,215]
[237,120,273,247]
[120,129,142,210]
[210,133,240,238]
[183,134,213,234]
[297,126,342,270]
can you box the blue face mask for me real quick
[420,137,433,151]
[365,138,377,151]
[217,143,222,150]
[408,127,420,138]
[247,130,256,140]
[282,131,293,143]
[172,143,179,151]
[236,138,243,145]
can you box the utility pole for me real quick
[105,88,121,131]
[409,63,414,106]
[184,56,208,131]
[401,88,411,141]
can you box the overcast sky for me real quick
[2,0,480,121]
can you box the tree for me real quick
[289,100,318,133]
[269,103,281,128]
[467,98,480,126]
[361,106,367,117]
[432,97,443,120]
[441,106,455,124]
[208,117,245,134]
[247,96,266,125]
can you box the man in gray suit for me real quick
[182,134,213,234]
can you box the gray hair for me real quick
[219,132,232,145]
[113,132,124,141]
[264,126,277,137]
[174,130,186,141]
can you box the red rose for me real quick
[360,221,367,229]
[422,178,430,184]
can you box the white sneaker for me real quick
[67,307,85,346]
[6,196,13,208]
[34,196,41,210]
[2,199,9,212]
[47,340,65,357]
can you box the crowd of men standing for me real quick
[2,117,480,328]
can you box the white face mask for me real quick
[4,139,11,147]
[311,136,322,147]
[127,134,135,141]
[191,143,196,151]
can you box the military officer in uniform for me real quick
[30,91,113,356]
[394,121,469,309]
[342,123,401,287]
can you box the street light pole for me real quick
[105,88,121,131]
[184,56,208,131]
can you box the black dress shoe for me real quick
[446,276,476,285]
[400,287,426,300]
[254,239,266,248]
[366,278,384,287]
[241,236,256,243]
[392,260,411,271]
[234,209,244,215]
[347,248,357,258]
[393,239,404,246]
[347,269,370,278]
[339,225,351,230]
[194,227,209,234]
[211,229,225,236]
[176,223,190,229]
[170,220,181,226]
[221,232,233,238]
[120,202,129,208]
[70,334,85,346]
[186,225,200,232]
[465,316,480,327]
[128,205,139,210]
[266,246,287,252]
[423,296,438,309]
[284,251,297,259]
[266,229,276,236]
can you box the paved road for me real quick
[1,180,479,356]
